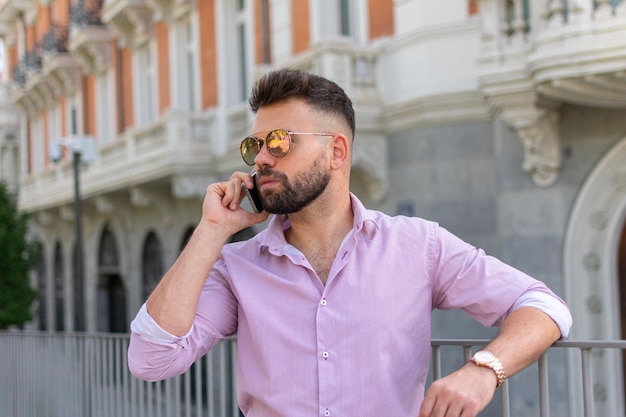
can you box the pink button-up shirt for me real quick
[129,194,569,417]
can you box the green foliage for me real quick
[0,181,39,329]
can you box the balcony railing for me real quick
[42,23,70,55]
[1,331,624,417]
[70,0,105,27]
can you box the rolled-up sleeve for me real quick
[127,304,197,381]
[128,264,239,382]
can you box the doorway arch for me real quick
[563,135,626,417]
[97,224,127,333]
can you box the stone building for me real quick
[0,1,624,415]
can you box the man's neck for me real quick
[284,193,354,283]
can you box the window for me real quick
[339,0,352,36]
[135,45,157,125]
[173,17,199,111]
[222,0,251,105]
[142,231,163,301]
[73,243,85,331]
[47,105,59,147]
[53,241,64,332]
[96,71,113,143]
[32,118,44,172]
[37,247,47,331]
[97,225,126,333]
[311,0,355,43]
[259,0,271,64]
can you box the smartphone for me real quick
[244,172,263,213]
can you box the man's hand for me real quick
[418,362,497,417]
[200,171,269,238]
[418,307,563,417]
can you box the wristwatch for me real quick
[469,350,506,388]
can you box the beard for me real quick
[257,159,330,214]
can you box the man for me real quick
[128,68,572,417]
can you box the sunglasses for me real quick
[240,129,334,166]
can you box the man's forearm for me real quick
[479,306,562,381]
[146,221,231,336]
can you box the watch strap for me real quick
[470,352,507,388]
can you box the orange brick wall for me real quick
[156,21,171,114]
[254,0,271,65]
[291,0,310,55]
[368,0,394,39]
[198,0,217,108]
[83,75,96,135]
[53,0,70,23]
[121,47,134,130]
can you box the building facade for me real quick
[0,0,624,416]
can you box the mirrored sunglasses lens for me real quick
[241,137,259,165]
[266,130,291,158]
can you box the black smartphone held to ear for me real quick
[244,172,263,213]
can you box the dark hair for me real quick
[249,68,355,139]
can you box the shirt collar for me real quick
[259,193,379,253]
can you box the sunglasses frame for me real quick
[240,129,334,166]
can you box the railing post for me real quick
[500,379,511,417]
[581,348,595,417]
[432,344,442,380]
[538,353,550,417]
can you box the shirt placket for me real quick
[315,231,358,417]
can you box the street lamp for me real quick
[50,136,96,331]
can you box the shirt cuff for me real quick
[511,290,573,339]
[130,303,194,343]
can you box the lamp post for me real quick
[50,135,95,332]
[72,147,85,331]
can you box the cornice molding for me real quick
[68,25,113,75]
[102,0,154,48]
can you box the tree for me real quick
[0,181,39,329]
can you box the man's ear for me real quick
[330,134,351,170]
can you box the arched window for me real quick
[53,241,64,332]
[142,231,163,301]
[72,243,84,331]
[37,245,47,331]
[97,224,127,333]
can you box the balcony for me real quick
[18,109,217,215]
[101,0,154,48]
[145,0,193,22]
[69,0,113,75]
[9,25,82,116]
[1,331,624,417]
[42,23,82,97]
[10,43,44,116]
[477,0,626,187]
[0,0,38,36]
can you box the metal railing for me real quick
[1,332,624,417]
[0,332,239,417]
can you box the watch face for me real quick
[474,351,495,363]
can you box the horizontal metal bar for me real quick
[2,332,625,417]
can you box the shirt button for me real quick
[323,409,331,416]
[322,351,329,359]
[320,299,327,306]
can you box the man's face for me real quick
[251,99,332,214]
[256,156,330,214]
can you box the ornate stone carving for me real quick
[516,109,561,187]
[585,295,602,314]
[583,252,600,271]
